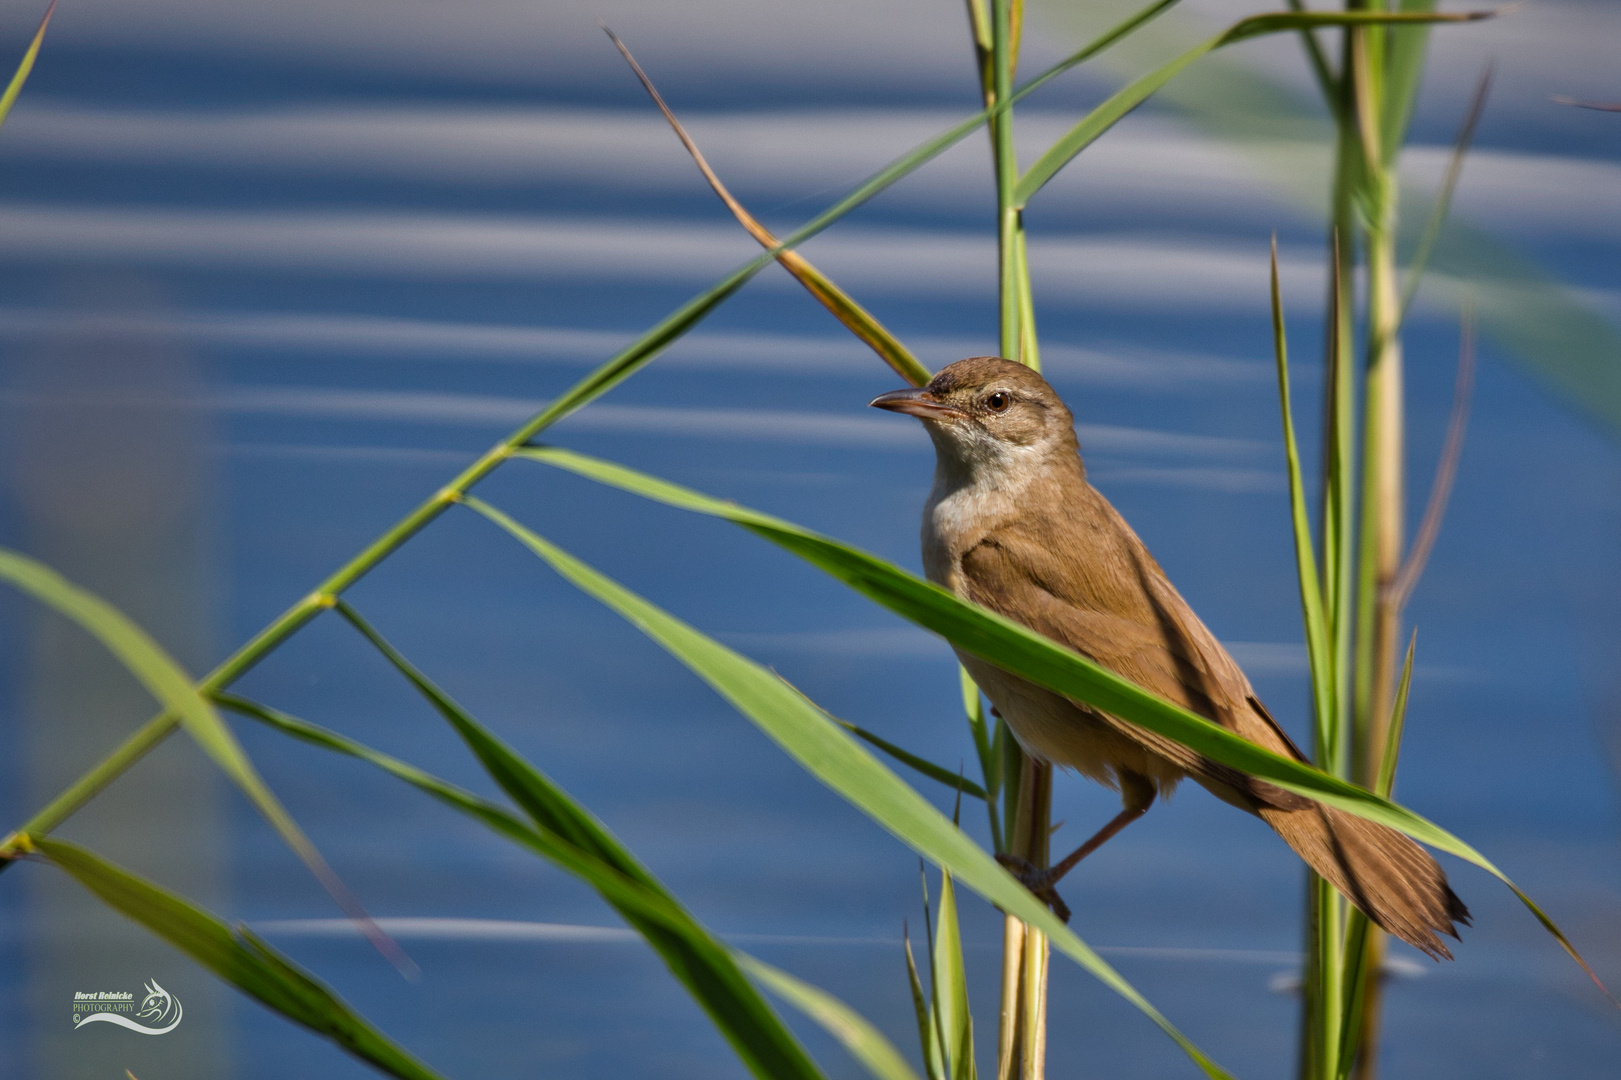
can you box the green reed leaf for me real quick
[836,719,987,801]
[1282,0,1337,105]
[512,447,1441,846]
[960,669,993,791]
[1375,632,1418,800]
[1379,0,1439,164]
[772,671,987,801]
[217,693,758,948]
[1048,0,1621,440]
[1,0,1200,861]
[0,0,56,131]
[0,550,277,841]
[323,605,832,1080]
[463,496,1236,1080]
[1335,906,1375,1080]
[0,551,404,970]
[960,667,1003,850]
[513,447,1612,1001]
[930,870,975,1080]
[1270,243,1335,759]
[528,0,1189,435]
[220,695,950,1080]
[904,929,945,1080]
[214,693,569,859]
[607,26,932,388]
[221,690,942,1072]
[1012,8,1491,208]
[23,836,445,1080]
[738,954,926,1080]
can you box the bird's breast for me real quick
[918,469,1187,796]
[921,476,1011,593]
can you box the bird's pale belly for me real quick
[954,648,1187,796]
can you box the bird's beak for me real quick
[869,387,966,420]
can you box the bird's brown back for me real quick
[956,465,1311,807]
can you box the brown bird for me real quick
[871,356,1469,959]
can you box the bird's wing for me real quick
[959,510,1310,808]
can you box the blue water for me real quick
[3,0,1620,1077]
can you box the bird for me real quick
[870,355,1469,959]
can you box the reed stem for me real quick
[992,0,1022,363]
[1301,8,1423,1078]
[986,2,1050,1076]
[997,756,1051,1079]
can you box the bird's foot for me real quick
[995,854,1072,923]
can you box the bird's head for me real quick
[869,356,1079,481]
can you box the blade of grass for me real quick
[996,722,1022,861]
[10,0,1193,845]
[0,551,408,974]
[1012,9,1492,208]
[1374,632,1418,801]
[1282,0,1337,106]
[1325,229,1355,775]
[962,667,1004,850]
[606,26,931,388]
[464,498,1239,1079]
[905,928,946,1080]
[772,669,990,803]
[0,551,294,855]
[511,447,1615,999]
[931,869,975,1080]
[962,668,996,798]
[215,693,586,852]
[1041,0,1621,439]
[218,692,933,1080]
[1379,0,1438,164]
[509,450,1459,844]
[1334,906,1375,1080]
[964,0,994,102]
[215,690,817,972]
[18,836,444,1080]
[992,0,1023,363]
[529,0,1194,435]
[1311,221,1354,1080]
[1271,239,1335,757]
[839,719,989,801]
[918,865,946,1080]
[1340,555,1417,1080]
[739,954,927,1080]
[325,603,832,1080]
[0,0,55,130]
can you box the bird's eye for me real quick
[985,391,1011,413]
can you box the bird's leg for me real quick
[997,772,1156,923]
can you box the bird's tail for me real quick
[1259,802,1471,959]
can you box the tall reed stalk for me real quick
[1288,9,1479,1078]
[966,0,1055,1074]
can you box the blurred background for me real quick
[0,0,1618,1076]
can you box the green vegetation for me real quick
[1,2,1612,1078]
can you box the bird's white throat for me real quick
[920,422,1052,588]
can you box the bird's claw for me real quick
[995,854,1072,923]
